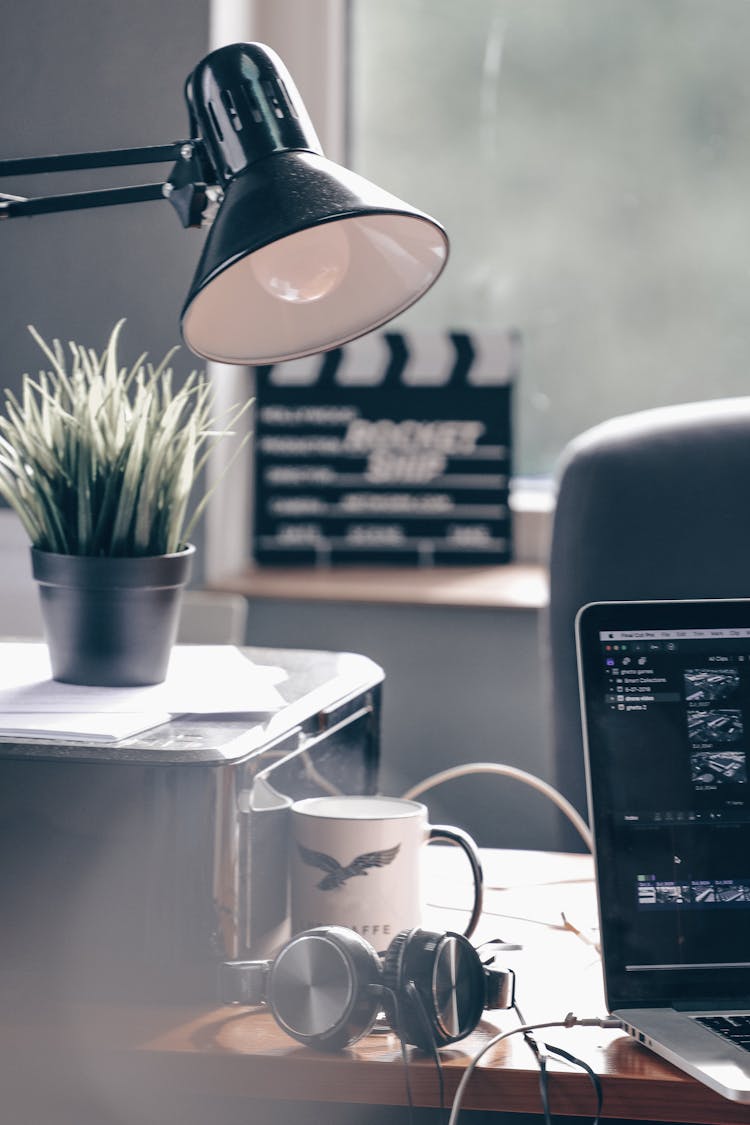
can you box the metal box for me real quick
[0,646,382,1002]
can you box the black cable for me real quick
[521,1031,553,1124]
[380,984,417,1125]
[378,979,448,1125]
[542,1041,603,1125]
[515,993,604,1125]
[514,1001,553,1125]
[404,979,447,1125]
[448,1014,610,1125]
[514,1027,604,1125]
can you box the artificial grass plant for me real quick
[0,320,251,557]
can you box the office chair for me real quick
[546,396,750,848]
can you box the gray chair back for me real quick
[547,396,750,847]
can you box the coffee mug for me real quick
[289,795,483,948]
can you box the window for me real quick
[349,0,750,477]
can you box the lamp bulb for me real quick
[250,223,351,304]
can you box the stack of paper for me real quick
[0,643,287,742]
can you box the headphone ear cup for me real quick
[381,930,421,1044]
[382,928,486,1050]
[266,926,382,1051]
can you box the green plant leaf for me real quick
[1,320,253,557]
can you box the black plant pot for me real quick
[31,546,195,686]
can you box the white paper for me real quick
[0,643,287,715]
[0,712,171,742]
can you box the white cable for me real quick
[447,1018,569,1125]
[402,763,593,853]
[447,1013,622,1125]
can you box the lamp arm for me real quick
[0,142,190,178]
[0,139,218,228]
[0,183,168,220]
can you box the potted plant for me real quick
[0,320,251,686]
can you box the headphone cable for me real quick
[513,1001,553,1125]
[514,999,602,1124]
[380,983,417,1125]
[540,1040,603,1124]
[380,980,448,1125]
[446,1013,621,1125]
[404,979,447,1125]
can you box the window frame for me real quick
[204,0,351,584]
[204,0,550,582]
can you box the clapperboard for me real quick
[253,330,518,566]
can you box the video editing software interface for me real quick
[586,619,750,983]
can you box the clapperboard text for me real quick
[253,330,519,566]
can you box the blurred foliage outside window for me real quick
[350,0,750,477]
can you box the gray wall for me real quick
[244,597,560,852]
[0,0,209,533]
[1,0,208,353]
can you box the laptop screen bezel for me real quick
[577,598,750,1010]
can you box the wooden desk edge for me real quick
[34,1023,746,1125]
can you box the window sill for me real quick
[212,562,548,611]
[210,482,553,611]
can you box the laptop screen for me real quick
[576,600,750,1008]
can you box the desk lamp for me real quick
[0,42,449,365]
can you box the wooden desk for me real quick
[1,849,748,1125]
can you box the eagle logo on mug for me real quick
[297,842,401,890]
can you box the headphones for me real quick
[220,925,515,1052]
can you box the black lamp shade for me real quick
[179,43,449,366]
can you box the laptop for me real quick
[576,599,750,1103]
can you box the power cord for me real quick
[513,998,610,1125]
[446,1013,624,1125]
[514,1000,555,1125]
[402,762,593,853]
[540,1041,604,1123]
